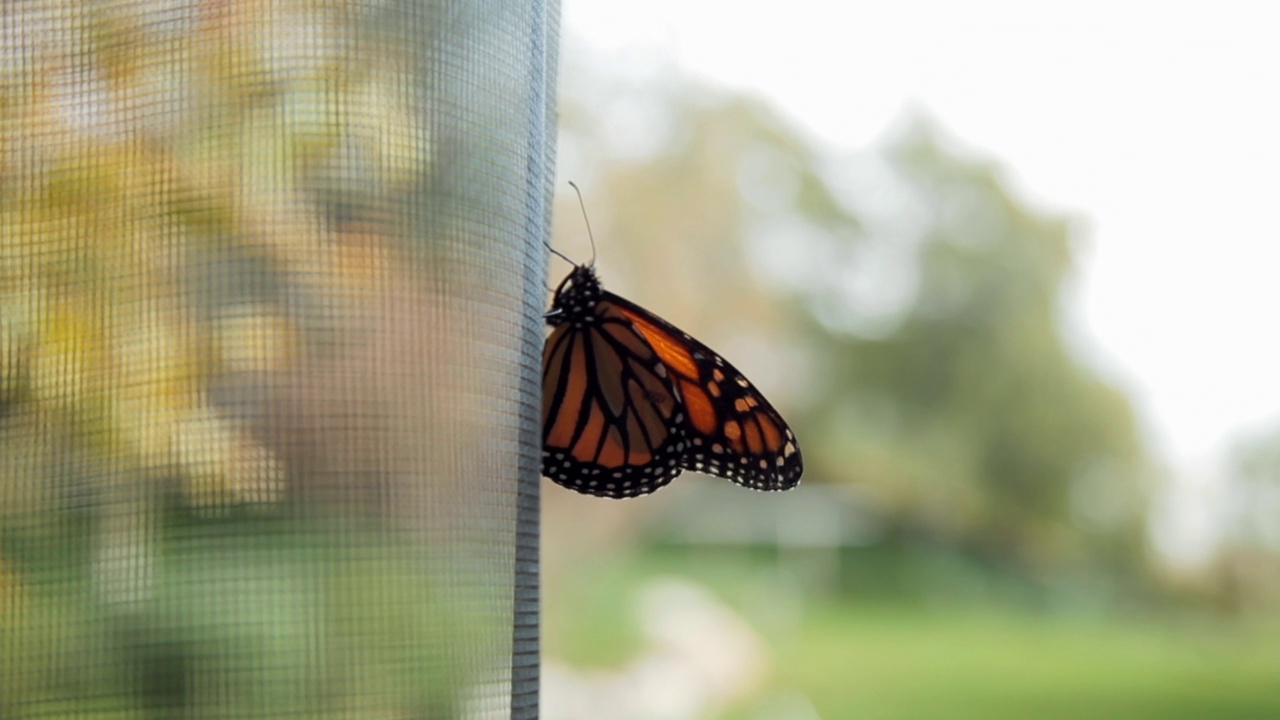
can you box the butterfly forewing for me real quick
[607,292,803,491]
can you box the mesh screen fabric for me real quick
[0,0,555,716]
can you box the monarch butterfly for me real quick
[542,186,802,498]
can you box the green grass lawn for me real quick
[780,604,1280,720]
[548,549,1280,720]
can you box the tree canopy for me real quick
[558,73,1150,580]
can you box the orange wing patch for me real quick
[678,379,717,435]
[614,305,701,381]
[544,330,587,447]
[757,414,782,450]
[577,404,606,461]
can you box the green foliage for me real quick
[1219,423,1280,606]
[1232,423,1280,543]
[802,121,1149,578]
[560,73,1151,586]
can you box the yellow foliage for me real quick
[0,0,416,512]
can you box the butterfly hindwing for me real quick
[541,297,688,498]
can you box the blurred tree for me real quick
[1230,425,1280,551]
[805,120,1150,581]
[1217,425,1280,611]
[557,66,1150,585]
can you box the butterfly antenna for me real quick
[567,181,597,267]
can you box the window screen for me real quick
[0,0,556,716]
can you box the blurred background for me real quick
[542,2,1280,719]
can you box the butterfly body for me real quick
[542,263,802,498]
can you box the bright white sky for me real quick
[563,0,1280,480]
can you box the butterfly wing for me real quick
[541,303,689,498]
[604,291,803,491]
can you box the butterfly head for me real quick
[547,264,602,327]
